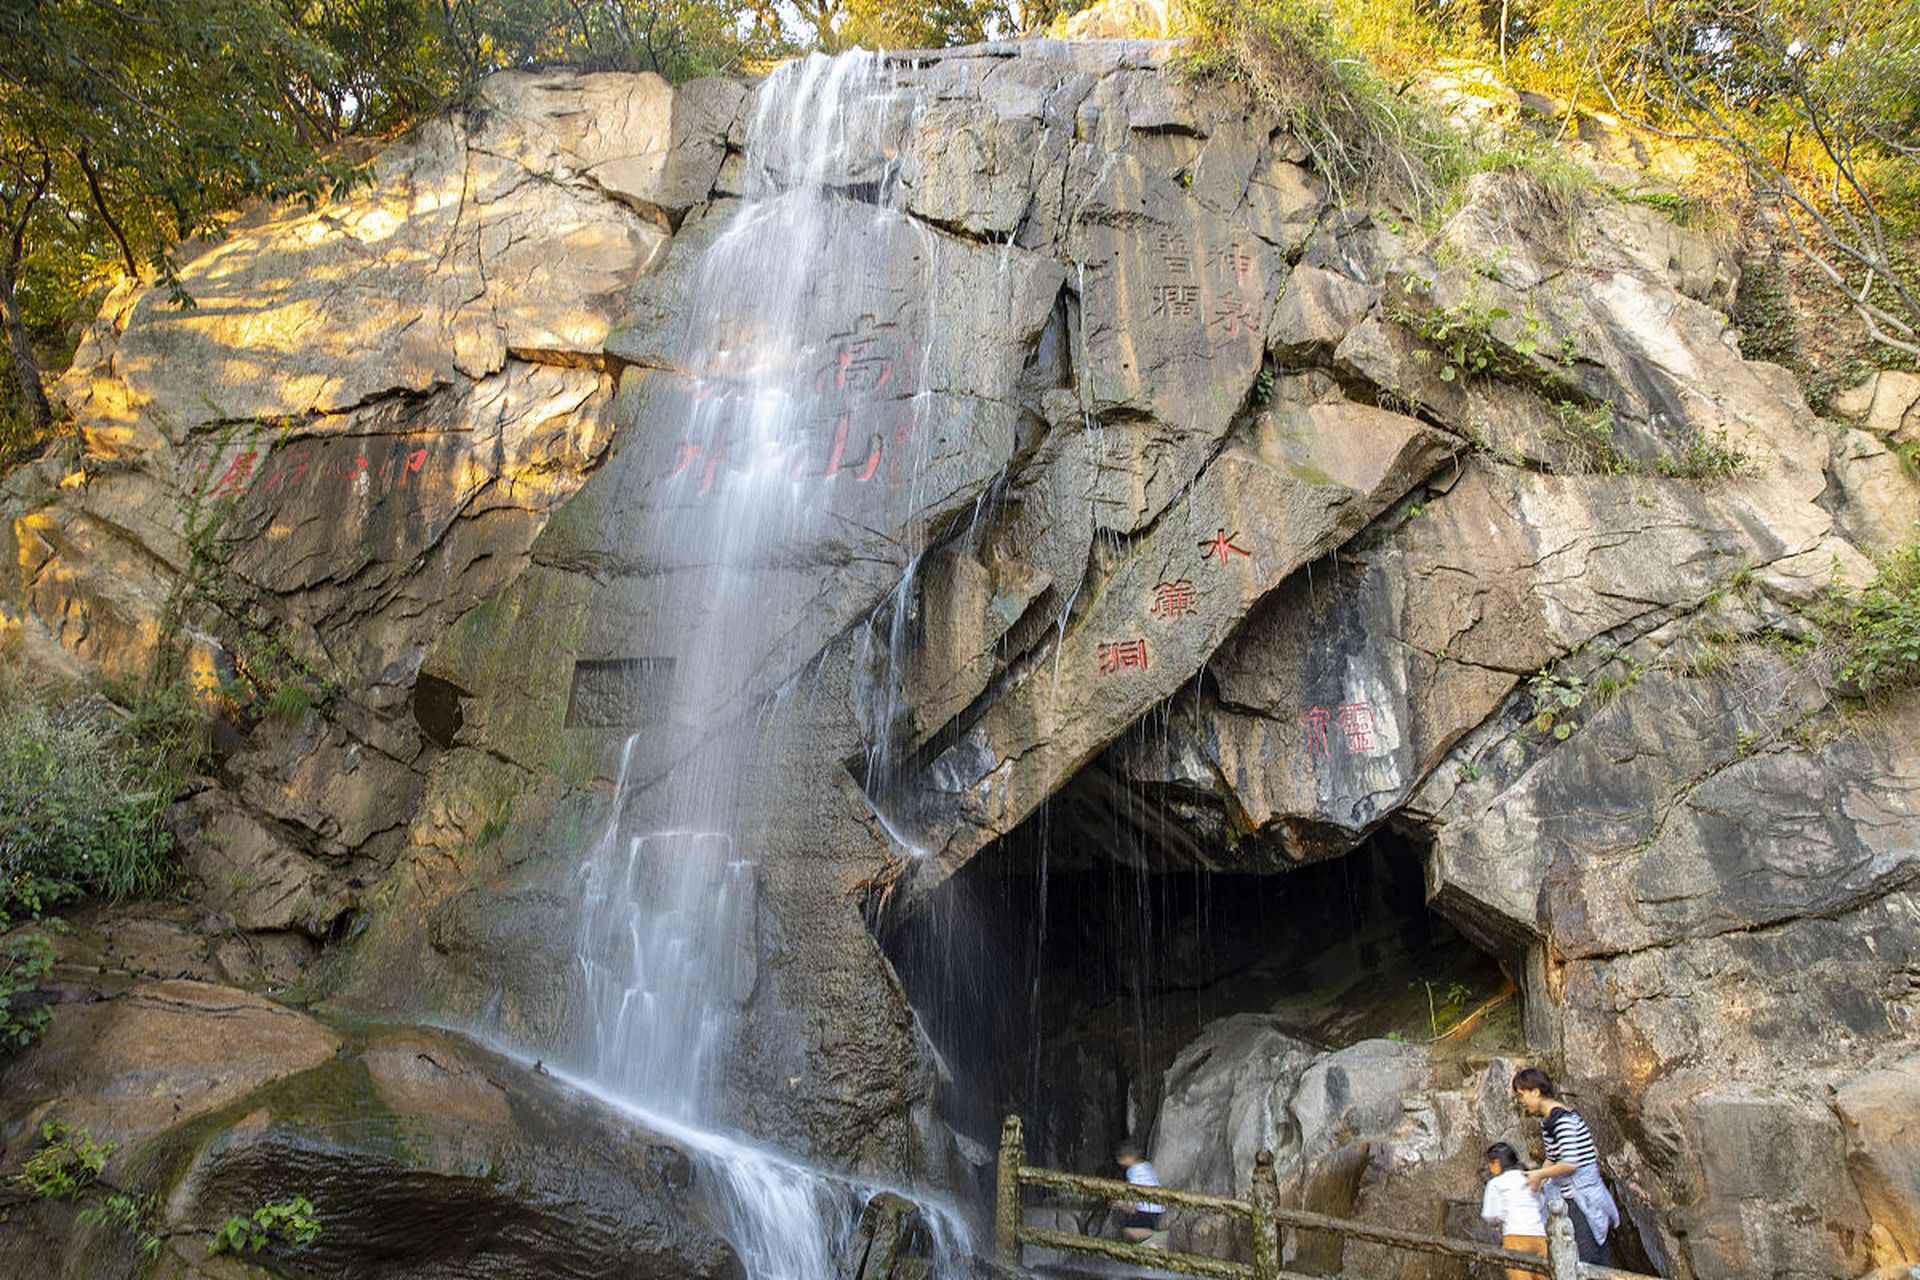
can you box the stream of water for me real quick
[555,50,974,1279]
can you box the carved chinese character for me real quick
[1211,295,1264,340]
[1197,528,1251,564]
[816,314,897,397]
[1301,707,1333,758]
[1217,244,1256,288]
[209,451,258,499]
[1337,702,1375,754]
[1097,638,1150,675]
[824,413,884,481]
[1150,284,1201,320]
[1155,232,1192,277]
[1149,579,1197,619]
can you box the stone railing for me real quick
[992,1115,1656,1280]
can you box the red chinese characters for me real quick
[209,440,432,507]
[1197,528,1251,565]
[670,313,911,495]
[1209,243,1263,341]
[1148,579,1197,619]
[208,451,259,499]
[1302,701,1379,757]
[1097,638,1150,675]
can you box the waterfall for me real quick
[557,50,971,1278]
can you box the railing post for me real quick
[1547,1194,1581,1280]
[1249,1148,1282,1280]
[995,1114,1025,1267]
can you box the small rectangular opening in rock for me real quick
[565,657,676,728]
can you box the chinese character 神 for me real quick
[1198,528,1251,564]
[1151,284,1201,320]
[1217,244,1256,288]
[1302,707,1333,758]
[1337,702,1375,753]
[1149,579,1197,619]
[1097,638,1150,675]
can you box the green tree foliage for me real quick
[0,0,786,458]
[0,0,370,452]
[1536,0,1920,359]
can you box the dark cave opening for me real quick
[874,795,1518,1178]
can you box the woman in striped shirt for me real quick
[1512,1066,1622,1265]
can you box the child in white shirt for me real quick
[1481,1142,1548,1279]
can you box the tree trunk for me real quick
[0,260,53,436]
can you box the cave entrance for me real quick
[873,800,1517,1177]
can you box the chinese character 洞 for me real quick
[1302,706,1332,758]
[1097,638,1150,675]
[209,451,258,499]
[1150,284,1200,320]
[1197,528,1251,564]
[1149,579,1197,619]
[1337,702,1375,754]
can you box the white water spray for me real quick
[556,51,974,1278]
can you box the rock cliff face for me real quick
[4,38,1918,1280]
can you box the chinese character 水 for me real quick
[1197,528,1251,564]
[1302,707,1333,758]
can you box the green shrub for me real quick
[1656,427,1755,480]
[1839,540,1920,695]
[1553,401,1639,475]
[0,680,204,1055]
[0,696,185,920]
[1177,0,1470,209]
[1528,665,1585,739]
[79,1192,165,1259]
[17,1120,116,1199]
[211,1197,321,1255]
[0,929,55,1050]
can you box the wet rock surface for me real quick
[4,39,1918,1280]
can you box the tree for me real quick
[0,0,371,438]
[1540,0,1920,359]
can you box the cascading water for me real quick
[556,50,974,1278]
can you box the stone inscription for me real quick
[1097,638,1149,675]
[566,657,677,728]
[1302,702,1376,757]
[1148,579,1196,619]
[204,438,438,507]
[1197,528,1251,565]
[667,313,915,496]
[1147,235,1264,341]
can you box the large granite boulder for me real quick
[0,983,740,1280]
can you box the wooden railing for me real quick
[993,1115,1656,1280]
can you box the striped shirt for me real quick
[1125,1161,1166,1215]
[1542,1106,1600,1175]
